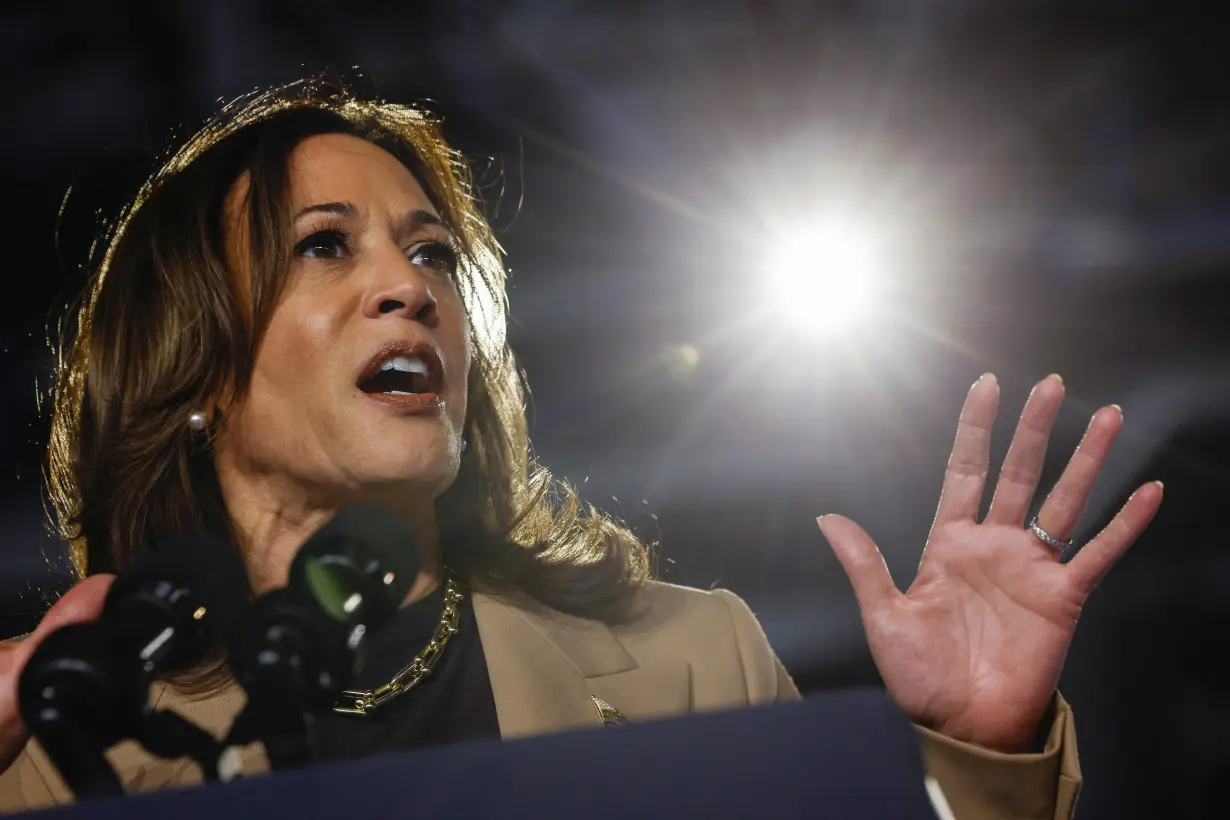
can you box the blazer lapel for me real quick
[472,591,691,739]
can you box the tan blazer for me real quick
[0,581,1081,818]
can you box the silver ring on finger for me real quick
[1027,516,1074,552]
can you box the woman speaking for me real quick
[0,79,1160,818]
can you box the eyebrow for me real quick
[294,201,357,221]
[293,201,448,234]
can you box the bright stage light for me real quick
[768,216,882,333]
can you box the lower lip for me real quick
[361,392,443,414]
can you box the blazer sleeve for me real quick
[712,589,1082,820]
[0,742,65,814]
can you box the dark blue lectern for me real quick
[25,689,945,819]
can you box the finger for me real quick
[4,574,115,681]
[932,373,1000,527]
[985,374,1066,525]
[28,574,115,644]
[1033,405,1124,542]
[1067,481,1163,593]
[818,515,900,613]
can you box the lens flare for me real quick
[769,217,881,333]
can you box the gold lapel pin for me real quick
[590,696,628,726]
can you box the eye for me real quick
[408,240,459,276]
[295,228,350,260]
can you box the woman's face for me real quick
[217,133,470,513]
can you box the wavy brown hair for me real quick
[47,78,649,623]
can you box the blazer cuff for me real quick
[913,692,1082,820]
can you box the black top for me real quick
[312,584,501,763]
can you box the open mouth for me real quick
[356,344,444,397]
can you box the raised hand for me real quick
[0,574,115,773]
[820,374,1162,752]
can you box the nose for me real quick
[361,253,439,328]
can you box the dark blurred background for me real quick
[3,1,1228,817]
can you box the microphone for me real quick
[286,503,421,630]
[19,533,249,797]
[225,504,417,770]
[100,532,250,674]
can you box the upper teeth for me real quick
[380,355,429,376]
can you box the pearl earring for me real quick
[460,436,468,454]
[187,410,208,432]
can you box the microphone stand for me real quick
[224,587,341,771]
[27,717,125,798]
[224,696,316,772]
[136,708,227,781]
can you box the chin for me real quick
[346,413,461,491]
[362,448,458,495]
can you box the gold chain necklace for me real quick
[332,578,464,717]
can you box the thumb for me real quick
[0,575,115,732]
[27,574,116,646]
[818,515,899,613]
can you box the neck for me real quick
[216,469,444,606]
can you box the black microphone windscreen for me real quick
[312,505,422,576]
[288,504,419,628]
[105,532,250,650]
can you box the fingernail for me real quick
[974,372,996,388]
[816,515,827,527]
[1152,480,1164,491]
[1110,403,1123,415]
[1047,373,1064,385]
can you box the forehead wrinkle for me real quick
[287,134,439,231]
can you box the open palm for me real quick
[821,374,1162,752]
